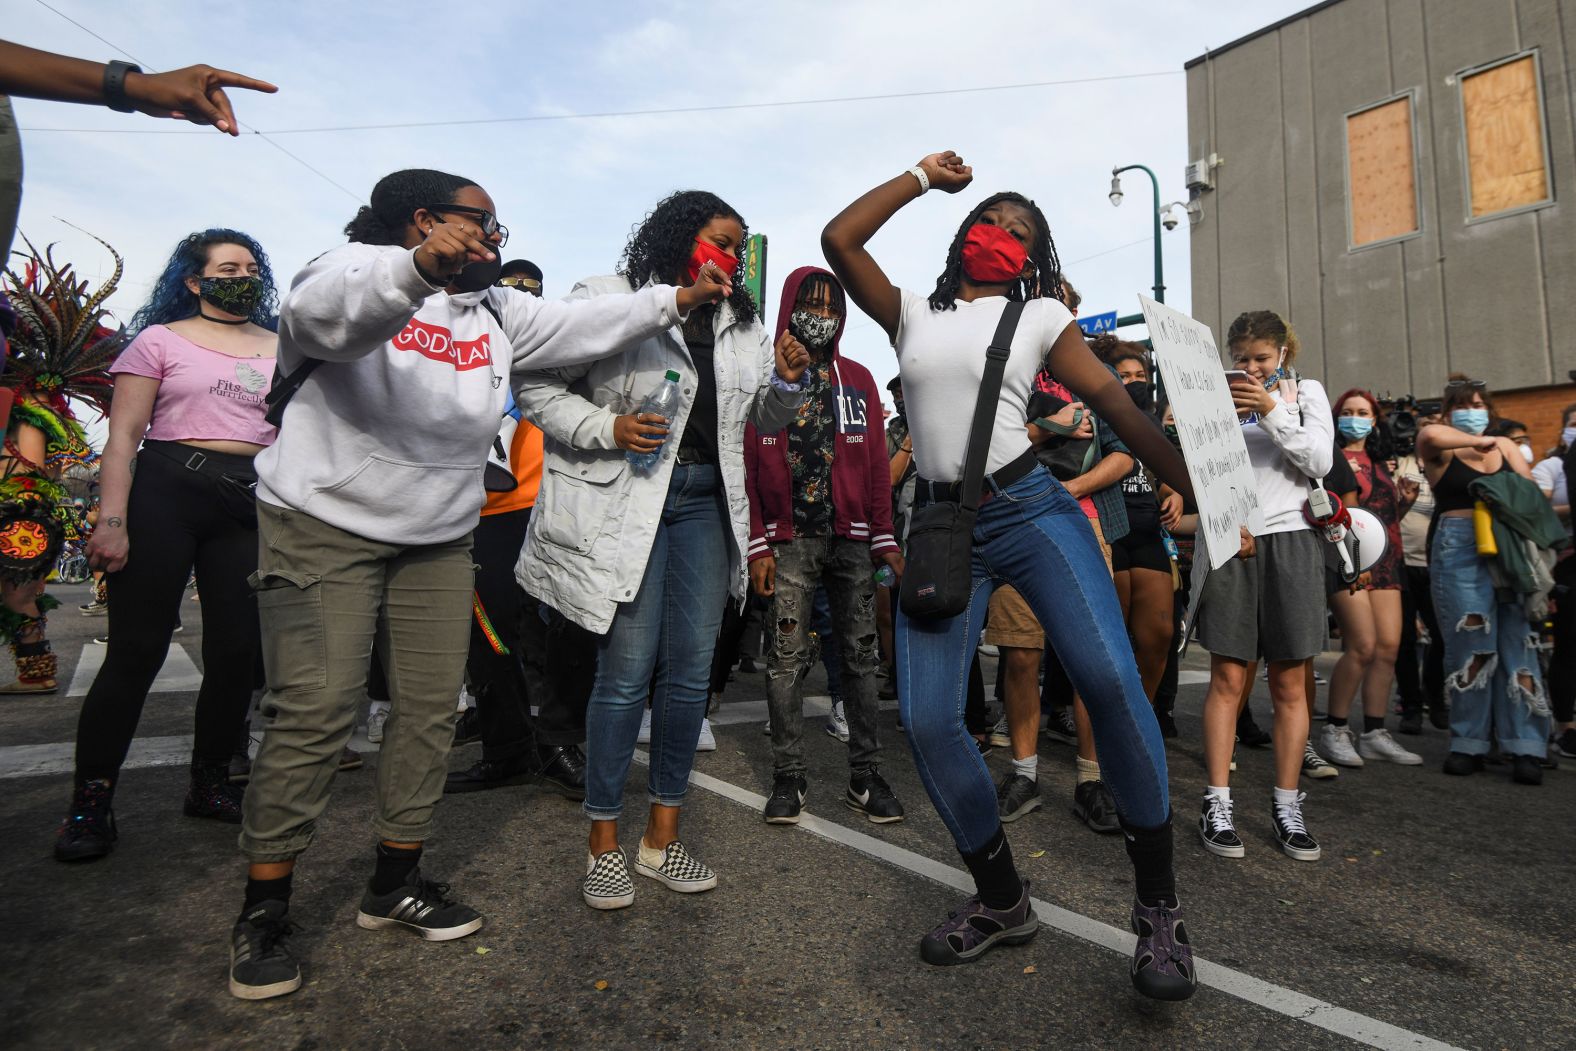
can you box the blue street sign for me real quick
[1077,310,1118,336]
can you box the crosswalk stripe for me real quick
[65,641,205,698]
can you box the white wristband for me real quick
[906,165,930,195]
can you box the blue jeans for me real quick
[897,467,1169,854]
[583,464,730,819]
[1429,517,1551,757]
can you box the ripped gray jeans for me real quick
[1429,517,1551,758]
[764,536,882,779]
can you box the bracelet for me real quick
[102,60,143,113]
[906,165,930,195]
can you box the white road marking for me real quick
[634,753,1462,1051]
[0,730,381,780]
[65,641,204,697]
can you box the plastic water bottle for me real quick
[625,369,682,472]
[874,565,897,588]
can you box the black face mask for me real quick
[1126,380,1154,412]
[450,253,503,294]
[198,275,263,317]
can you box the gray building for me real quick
[1184,0,1574,428]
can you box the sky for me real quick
[5,0,1317,445]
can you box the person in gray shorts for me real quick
[1195,310,1333,864]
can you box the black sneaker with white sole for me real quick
[355,870,484,941]
[1272,793,1321,861]
[1198,793,1244,858]
[846,771,905,823]
[764,775,807,824]
[229,899,301,1000]
[996,773,1041,823]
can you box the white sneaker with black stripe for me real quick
[635,839,717,893]
[583,849,636,910]
[355,870,484,941]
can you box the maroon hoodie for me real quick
[744,266,898,564]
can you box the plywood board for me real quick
[1463,55,1549,217]
[1347,97,1418,246]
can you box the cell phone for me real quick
[1223,369,1252,385]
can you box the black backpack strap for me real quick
[956,300,1025,511]
[262,357,321,429]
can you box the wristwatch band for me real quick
[103,60,143,113]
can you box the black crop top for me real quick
[1432,455,1504,514]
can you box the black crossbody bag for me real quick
[899,301,1024,620]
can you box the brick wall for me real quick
[1496,384,1576,461]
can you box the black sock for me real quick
[1122,815,1177,908]
[1326,715,1348,728]
[241,873,292,916]
[370,843,422,895]
[960,827,1022,910]
[1363,715,1386,733]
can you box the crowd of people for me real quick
[2,41,1571,1012]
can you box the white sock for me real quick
[1011,755,1039,782]
[369,700,391,717]
[1272,786,1299,808]
[1075,756,1101,784]
[1205,785,1230,803]
[457,686,474,712]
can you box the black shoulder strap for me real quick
[957,300,1025,511]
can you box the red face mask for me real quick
[960,223,1029,284]
[686,238,740,285]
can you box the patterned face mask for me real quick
[198,275,263,317]
[789,310,839,349]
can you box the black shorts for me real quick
[1110,525,1171,574]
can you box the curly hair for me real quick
[127,229,278,335]
[617,190,758,326]
[1089,332,1148,370]
[928,191,1065,312]
[1225,309,1302,362]
[344,169,478,246]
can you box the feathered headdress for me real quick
[2,229,128,420]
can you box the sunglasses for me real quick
[426,204,509,247]
[1444,379,1487,391]
[498,275,541,292]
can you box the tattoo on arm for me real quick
[106,517,124,528]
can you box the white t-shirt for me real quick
[894,289,1075,479]
[1533,455,1567,507]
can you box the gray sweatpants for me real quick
[239,501,474,863]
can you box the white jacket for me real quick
[514,275,801,633]
[257,244,684,545]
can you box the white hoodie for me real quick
[256,243,684,545]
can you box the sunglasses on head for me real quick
[1445,379,1487,391]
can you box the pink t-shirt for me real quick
[110,325,278,446]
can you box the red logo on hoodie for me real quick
[392,318,492,371]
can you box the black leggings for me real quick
[74,445,261,781]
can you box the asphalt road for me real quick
[1,583,1570,1050]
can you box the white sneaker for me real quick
[1301,741,1339,779]
[636,708,652,745]
[1359,727,1423,765]
[988,715,1011,749]
[825,701,850,742]
[1318,724,1364,768]
[366,703,390,744]
[696,718,717,752]
[762,717,772,736]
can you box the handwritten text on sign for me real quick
[1138,295,1265,569]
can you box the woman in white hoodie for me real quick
[226,169,728,1002]
[516,190,806,911]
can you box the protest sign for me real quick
[1138,295,1265,569]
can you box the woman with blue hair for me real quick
[55,228,281,863]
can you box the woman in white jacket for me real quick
[515,190,806,910]
[226,169,728,1001]
[1195,310,1334,864]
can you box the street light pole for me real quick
[1109,163,1165,303]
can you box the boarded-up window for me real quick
[1461,54,1551,218]
[1347,97,1419,247]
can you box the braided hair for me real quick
[128,229,279,335]
[928,191,1065,312]
[617,190,758,326]
[344,169,478,245]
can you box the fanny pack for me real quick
[140,440,260,526]
[899,301,1024,621]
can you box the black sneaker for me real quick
[996,773,1041,823]
[229,900,301,1000]
[1198,793,1243,858]
[443,753,536,794]
[1397,709,1423,736]
[1511,754,1544,786]
[1271,793,1321,861]
[764,775,807,825]
[184,760,244,823]
[846,771,904,823]
[1235,710,1271,748]
[1442,751,1484,776]
[1072,780,1120,834]
[452,708,482,746]
[1155,710,1179,740]
[1428,705,1450,731]
[1555,728,1576,760]
[1043,709,1077,746]
[356,870,484,941]
[54,779,117,862]
[536,743,587,801]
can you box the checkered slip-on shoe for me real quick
[634,839,717,894]
[583,849,635,910]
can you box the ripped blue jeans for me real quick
[1429,517,1551,758]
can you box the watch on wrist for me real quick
[102,60,143,113]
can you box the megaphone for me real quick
[1344,507,1389,574]
[484,413,519,493]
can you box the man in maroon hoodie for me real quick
[745,267,905,825]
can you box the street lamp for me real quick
[1108,163,1164,302]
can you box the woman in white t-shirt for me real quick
[823,151,1199,1001]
